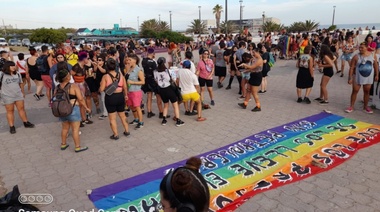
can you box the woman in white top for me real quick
[16,53,31,95]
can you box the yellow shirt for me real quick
[66,53,78,66]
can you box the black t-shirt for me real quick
[142,58,156,79]
[0,58,6,71]
[262,52,271,72]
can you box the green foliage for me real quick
[262,21,284,32]
[327,25,337,31]
[157,31,192,43]
[187,19,207,34]
[287,20,320,32]
[140,19,169,37]
[213,4,223,33]
[30,28,66,44]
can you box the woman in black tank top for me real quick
[26,48,44,100]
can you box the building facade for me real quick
[230,17,281,35]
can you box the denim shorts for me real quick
[241,72,251,80]
[59,105,81,122]
[341,53,353,61]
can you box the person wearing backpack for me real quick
[0,61,35,134]
[54,69,89,152]
[99,58,130,140]
[38,45,53,106]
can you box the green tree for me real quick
[187,19,207,34]
[262,21,283,33]
[220,21,238,34]
[288,22,304,32]
[327,25,337,32]
[30,28,66,44]
[213,4,223,33]
[302,20,319,31]
[140,19,170,37]
[157,31,192,43]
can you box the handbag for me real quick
[167,69,183,103]
[104,73,120,96]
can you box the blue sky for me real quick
[0,0,378,31]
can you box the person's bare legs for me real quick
[156,94,163,114]
[108,112,118,136]
[162,102,169,117]
[117,111,129,133]
[363,84,372,109]
[70,122,82,148]
[207,86,214,102]
[34,80,44,96]
[305,87,312,97]
[146,92,153,113]
[320,75,331,101]
[14,100,28,122]
[261,77,267,92]
[61,121,70,145]
[200,86,206,102]
[251,86,261,108]
[5,104,15,127]
[172,102,180,120]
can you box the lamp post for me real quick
[169,11,172,31]
[198,6,201,22]
[262,11,265,33]
[137,16,139,32]
[239,0,243,31]
[225,0,228,35]
[159,14,161,22]
[332,6,336,26]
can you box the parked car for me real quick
[0,37,10,52]
[22,38,31,47]
[8,39,22,46]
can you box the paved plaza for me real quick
[0,52,379,211]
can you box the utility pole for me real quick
[169,11,172,31]
[262,11,265,33]
[198,6,201,22]
[137,16,139,32]
[225,0,228,35]
[2,19,7,36]
[159,14,161,22]
[239,0,243,31]
[332,6,336,26]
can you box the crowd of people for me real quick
[0,29,379,152]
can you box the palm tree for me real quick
[288,22,304,32]
[188,19,207,34]
[302,20,319,31]
[220,21,238,33]
[140,19,159,32]
[262,21,284,33]
[157,21,170,31]
[213,4,223,34]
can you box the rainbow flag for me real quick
[88,112,380,211]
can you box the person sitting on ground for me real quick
[159,157,210,212]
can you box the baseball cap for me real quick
[147,47,155,54]
[183,60,191,69]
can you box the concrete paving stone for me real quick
[311,186,335,201]
[274,205,297,212]
[278,184,300,196]
[331,184,352,197]
[253,194,280,210]
[54,192,79,205]
[263,189,282,199]
[349,204,377,212]
[294,190,317,204]
[277,192,304,209]
[310,196,337,211]
[328,194,354,209]
[311,177,334,190]
[296,180,317,192]
[347,192,374,205]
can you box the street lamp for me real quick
[169,11,172,31]
[137,16,139,32]
[262,11,265,33]
[198,6,201,22]
[159,14,161,22]
[332,6,336,26]
[225,0,228,35]
[239,0,243,31]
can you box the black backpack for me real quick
[36,55,49,73]
[51,83,76,117]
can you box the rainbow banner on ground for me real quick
[88,112,380,211]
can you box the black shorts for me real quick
[198,77,213,87]
[105,92,125,113]
[215,66,227,77]
[141,77,158,93]
[323,68,334,78]
[159,86,178,103]
[248,72,263,86]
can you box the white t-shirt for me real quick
[177,68,199,95]
[154,69,171,88]
[272,35,279,45]
[16,60,26,74]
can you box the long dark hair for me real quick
[319,44,334,60]
[55,69,70,83]
[2,61,16,75]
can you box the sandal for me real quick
[60,144,69,150]
[75,146,88,153]
[110,135,119,140]
[123,131,130,136]
[340,73,344,77]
